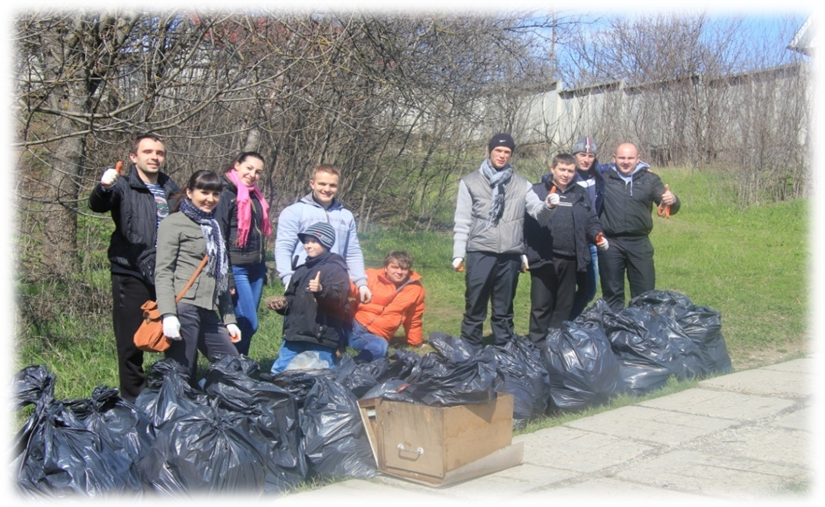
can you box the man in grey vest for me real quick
[452,133,557,348]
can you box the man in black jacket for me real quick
[88,134,179,402]
[597,142,679,311]
[524,153,608,343]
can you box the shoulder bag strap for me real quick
[174,255,209,303]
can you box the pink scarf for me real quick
[226,169,272,246]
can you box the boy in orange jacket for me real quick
[348,250,425,362]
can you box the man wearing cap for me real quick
[452,133,558,348]
[596,142,680,311]
[570,135,605,319]
[268,221,351,374]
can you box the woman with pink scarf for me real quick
[215,151,272,355]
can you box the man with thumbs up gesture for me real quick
[523,153,607,343]
[269,221,351,374]
[596,142,680,311]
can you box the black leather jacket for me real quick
[88,165,180,285]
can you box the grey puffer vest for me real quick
[463,170,529,255]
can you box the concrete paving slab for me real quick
[563,405,736,445]
[699,368,810,398]
[638,388,795,421]
[762,357,813,374]
[527,477,699,499]
[698,423,810,468]
[272,480,457,505]
[419,463,579,501]
[772,406,811,431]
[516,425,655,473]
[614,449,808,499]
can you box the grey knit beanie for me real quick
[298,222,336,250]
[572,136,598,155]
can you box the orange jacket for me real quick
[349,268,425,346]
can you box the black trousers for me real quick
[460,251,521,347]
[111,273,154,402]
[598,235,655,312]
[165,302,239,388]
[528,256,578,344]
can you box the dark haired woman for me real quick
[215,152,272,356]
[155,169,240,386]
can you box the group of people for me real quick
[452,133,679,348]
[90,135,424,401]
[90,132,677,401]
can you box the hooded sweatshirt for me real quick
[597,161,680,237]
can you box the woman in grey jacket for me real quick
[155,170,240,386]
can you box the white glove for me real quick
[546,193,560,207]
[226,323,242,343]
[100,168,119,188]
[162,315,181,340]
[521,254,529,273]
[452,257,464,271]
[359,285,373,304]
[596,234,609,251]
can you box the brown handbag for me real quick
[134,255,209,353]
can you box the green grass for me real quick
[3,169,823,438]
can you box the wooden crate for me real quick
[358,394,523,487]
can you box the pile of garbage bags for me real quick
[11,290,731,498]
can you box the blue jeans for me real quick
[270,341,336,374]
[231,262,266,356]
[348,320,389,362]
[570,243,599,319]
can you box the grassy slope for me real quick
[15,167,809,399]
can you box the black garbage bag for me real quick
[675,304,733,374]
[12,366,143,497]
[628,290,693,313]
[541,322,624,412]
[202,355,308,492]
[361,379,409,400]
[604,307,708,396]
[334,355,391,398]
[64,386,154,466]
[628,290,734,375]
[134,358,207,433]
[399,346,500,406]
[573,298,616,327]
[136,400,269,494]
[298,376,377,480]
[492,335,551,425]
[263,369,336,409]
[334,350,421,398]
[427,331,478,362]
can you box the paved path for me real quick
[278,357,814,504]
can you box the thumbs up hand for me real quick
[308,270,323,293]
[661,183,676,206]
[100,160,123,188]
[546,186,560,207]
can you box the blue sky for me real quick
[562,0,822,55]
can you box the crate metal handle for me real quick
[397,444,424,455]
